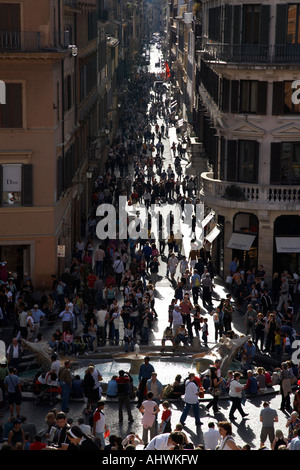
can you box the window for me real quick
[271,142,300,184]
[0,83,23,128]
[273,81,300,115]
[227,140,259,183]
[287,4,300,44]
[243,5,260,44]
[240,81,258,113]
[284,81,300,114]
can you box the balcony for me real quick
[0,31,69,53]
[201,172,300,211]
[201,43,300,65]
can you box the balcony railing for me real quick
[0,31,69,52]
[201,172,300,208]
[202,43,300,64]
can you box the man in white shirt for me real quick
[203,422,221,450]
[145,431,184,450]
[113,255,124,288]
[95,305,108,346]
[179,373,202,426]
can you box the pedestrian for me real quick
[228,372,248,421]
[217,421,240,450]
[180,373,202,426]
[205,366,223,415]
[201,317,209,346]
[4,367,22,418]
[286,411,300,442]
[159,401,172,434]
[6,338,23,373]
[116,370,134,423]
[289,427,300,450]
[31,304,45,339]
[92,400,108,449]
[137,356,155,407]
[203,422,221,450]
[139,391,159,446]
[271,429,288,450]
[259,401,278,448]
[7,418,25,449]
[147,372,163,409]
[279,361,293,412]
[58,359,72,413]
[145,431,184,450]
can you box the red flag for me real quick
[165,61,171,79]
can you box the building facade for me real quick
[193,0,300,285]
[0,0,143,287]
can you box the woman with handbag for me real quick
[205,366,223,414]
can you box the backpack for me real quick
[194,277,200,287]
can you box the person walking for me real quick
[4,367,22,418]
[139,391,159,447]
[228,372,248,421]
[116,370,134,423]
[179,373,203,426]
[137,356,155,408]
[259,401,278,448]
[205,366,223,415]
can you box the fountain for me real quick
[192,334,251,376]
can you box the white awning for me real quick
[202,211,215,227]
[276,237,300,253]
[227,233,256,251]
[205,225,222,243]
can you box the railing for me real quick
[0,31,69,52]
[202,43,300,64]
[201,172,300,205]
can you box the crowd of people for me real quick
[0,59,300,451]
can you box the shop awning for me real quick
[227,233,256,251]
[275,237,300,253]
[202,211,215,228]
[205,225,222,243]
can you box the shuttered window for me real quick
[227,140,259,183]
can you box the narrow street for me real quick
[0,35,296,453]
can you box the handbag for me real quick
[226,275,233,284]
[211,386,221,396]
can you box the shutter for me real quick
[254,141,259,183]
[272,82,284,115]
[224,5,232,44]
[222,78,230,112]
[233,5,241,45]
[256,81,268,114]
[259,5,270,45]
[220,137,226,180]
[227,140,237,182]
[231,80,239,113]
[57,157,63,200]
[22,164,33,206]
[275,4,287,45]
[270,143,281,184]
